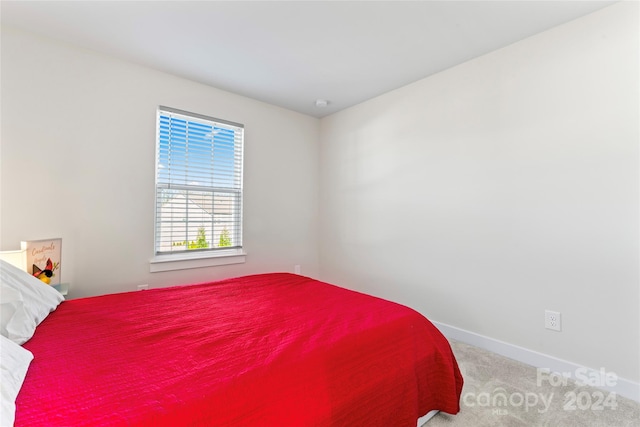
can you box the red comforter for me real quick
[17,273,462,426]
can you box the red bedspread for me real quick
[17,273,462,426]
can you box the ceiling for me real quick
[1,1,616,118]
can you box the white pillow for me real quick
[0,259,64,345]
[0,335,34,427]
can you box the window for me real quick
[154,106,244,260]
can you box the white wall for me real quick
[0,27,320,298]
[319,2,639,383]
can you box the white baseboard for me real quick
[432,321,640,403]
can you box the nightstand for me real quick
[52,283,69,296]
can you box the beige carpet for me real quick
[424,340,640,427]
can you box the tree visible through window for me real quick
[154,106,244,255]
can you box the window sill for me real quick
[149,249,246,273]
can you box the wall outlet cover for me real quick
[545,310,561,332]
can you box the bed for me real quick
[1,261,462,426]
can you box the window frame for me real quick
[150,106,246,272]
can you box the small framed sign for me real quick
[20,238,62,286]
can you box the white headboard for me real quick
[0,249,27,270]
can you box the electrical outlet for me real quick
[137,284,149,291]
[545,310,561,331]
[294,265,301,275]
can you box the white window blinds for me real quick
[155,106,244,255]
